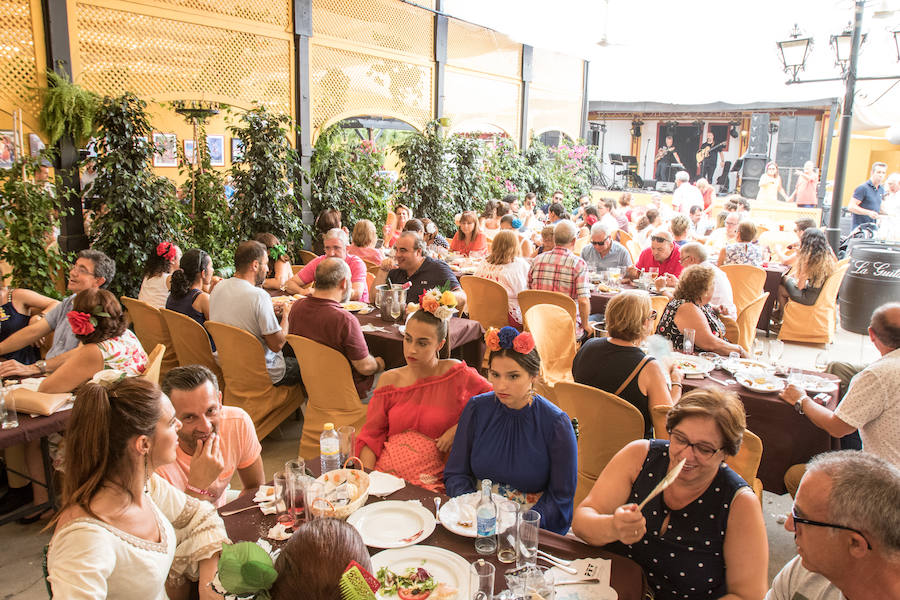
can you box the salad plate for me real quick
[372,546,468,600]
[669,353,714,375]
[347,500,435,548]
[735,371,785,393]
[438,492,506,538]
[797,374,838,393]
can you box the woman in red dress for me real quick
[449,210,487,256]
[356,298,491,491]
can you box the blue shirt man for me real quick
[850,162,887,229]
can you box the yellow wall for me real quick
[826,127,900,206]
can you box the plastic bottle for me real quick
[320,423,341,474]
[475,478,497,555]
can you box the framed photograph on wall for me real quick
[28,133,45,156]
[207,134,225,166]
[231,138,244,163]
[184,139,196,165]
[152,133,178,167]
[0,131,17,168]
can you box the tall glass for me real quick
[305,481,334,520]
[0,385,18,430]
[682,328,695,354]
[517,509,541,568]
[338,425,356,465]
[273,472,292,527]
[496,501,519,564]
[469,559,495,600]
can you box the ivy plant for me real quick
[229,106,305,250]
[87,93,186,298]
[0,153,71,298]
[309,124,392,230]
[35,71,99,146]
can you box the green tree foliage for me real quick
[309,124,393,230]
[394,121,455,233]
[229,107,304,249]
[36,71,99,146]
[0,154,71,298]
[87,93,185,298]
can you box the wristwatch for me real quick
[794,396,807,415]
[36,359,47,375]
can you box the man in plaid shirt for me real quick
[528,220,595,338]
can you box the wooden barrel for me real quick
[839,241,900,334]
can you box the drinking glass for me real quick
[285,458,305,477]
[517,509,541,568]
[682,328,695,355]
[814,351,829,372]
[608,267,621,283]
[752,339,767,362]
[305,480,333,520]
[338,425,356,466]
[470,559,495,600]
[768,339,785,364]
[0,384,18,430]
[390,301,402,321]
[525,567,555,600]
[788,367,803,388]
[648,266,659,278]
[273,472,292,527]
[283,465,309,527]
[496,501,519,564]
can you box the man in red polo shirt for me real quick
[629,228,683,279]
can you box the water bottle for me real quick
[319,423,341,474]
[475,479,497,555]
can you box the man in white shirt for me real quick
[781,302,900,469]
[672,170,704,214]
[767,451,900,600]
[667,242,737,319]
[209,240,301,386]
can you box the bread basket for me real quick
[309,457,370,520]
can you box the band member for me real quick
[654,134,681,182]
[698,132,720,183]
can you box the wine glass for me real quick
[768,339,784,363]
[814,351,829,372]
[390,300,402,321]
[752,339,767,363]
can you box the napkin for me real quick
[360,324,389,333]
[550,558,616,600]
[253,485,276,503]
[267,522,292,541]
[367,471,406,497]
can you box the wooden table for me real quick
[682,369,840,494]
[0,409,71,525]
[219,474,648,599]
[356,309,485,370]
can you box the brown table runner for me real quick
[219,477,647,599]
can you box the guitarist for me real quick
[654,134,681,182]
[697,132,722,183]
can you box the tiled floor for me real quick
[0,327,878,597]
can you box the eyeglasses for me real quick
[69,264,96,277]
[647,310,658,321]
[651,236,669,244]
[789,506,872,549]
[668,430,722,459]
[591,239,609,247]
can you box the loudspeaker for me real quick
[747,113,770,155]
[740,154,768,199]
[643,179,657,190]
[656,181,675,192]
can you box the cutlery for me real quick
[636,458,686,510]
[221,503,272,517]
[555,579,600,586]
[537,549,572,566]
[434,497,442,524]
[537,555,577,575]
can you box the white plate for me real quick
[670,352,714,375]
[439,492,507,538]
[371,546,468,600]
[721,358,768,373]
[735,371,785,393]
[347,501,435,548]
[799,374,838,394]
[342,301,368,312]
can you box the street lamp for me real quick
[893,28,900,61]
[775,1,900,252]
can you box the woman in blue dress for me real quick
[444,326,577,534]
[572,389,767,600]
[0,284,58,365]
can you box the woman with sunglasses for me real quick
[573,291,680,438]
[572,389,768,600]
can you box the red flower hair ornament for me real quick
[485,326,535,354]
[67,305,110,336]
[156,241,177,262]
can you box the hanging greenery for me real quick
[0,153,71,298]
[309,124,393,231]
[35,71,99,147]
[229,106,305,250]
[87,92,186,298]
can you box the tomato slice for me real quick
[398,587,432,600]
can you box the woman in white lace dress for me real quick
[474,231,530,328]
[47,377,229,599]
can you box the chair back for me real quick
[160,309,225,389]
[721,315,740,344]
[205,321,305,440]
[836,256,850,268]
[298,250,318,265]
[286,335,368,460]
[291,264,303,276]
[625,239,642,263]
[778,262,849,344]
[140,343,165,384]
[555,382,644,506]
[719,264,766,314]
[616,229,633,245]
[518,290,577,328]
[725,429,764,502]
[650,295,669,332]
[736,292,769,352]
[120,296,179,381]
[460,276,510,331]
[524,304,576,391]
[362,259,379,271]
[573,234,590,256]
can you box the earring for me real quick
[143,452,151,490]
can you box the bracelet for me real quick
[670,382,683,388]
[185,483,215,498]
[33,313,45,320]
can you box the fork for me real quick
[221,503,270,517]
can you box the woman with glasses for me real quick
[573,291,681,438]
[572,388,768,600]
[657,264,748,357]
